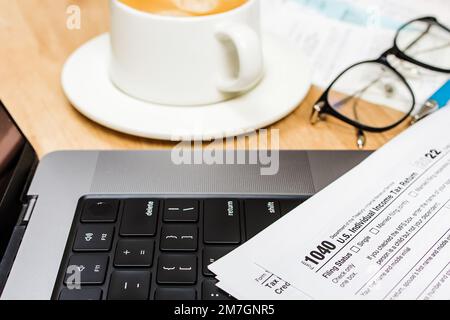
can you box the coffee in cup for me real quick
[118,0,248,17]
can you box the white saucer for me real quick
[62,33,311,141]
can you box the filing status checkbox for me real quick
[370,228,379,235]
[350,246,360,253]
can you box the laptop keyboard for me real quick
[53,197,304,300]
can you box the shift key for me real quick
[120,199,159,236]
[204,200,240,244]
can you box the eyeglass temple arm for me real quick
[332,77,381,109]
[311,76,382,125]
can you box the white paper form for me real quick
[352,0,450,24]
[293,0,450,28]
[215,264,311,300]
[261,0,394,87]
[210,107,450,300]
[261,0,450,111]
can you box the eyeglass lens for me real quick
[327,62,414,129]
[396,20,450,71]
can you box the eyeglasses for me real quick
[311,16,450,148]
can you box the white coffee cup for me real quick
[109,0,264,106]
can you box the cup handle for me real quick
[215,23,264,93]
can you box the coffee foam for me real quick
[172,0,219,14]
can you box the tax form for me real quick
[261,0,450,113]
[210,107,450,300]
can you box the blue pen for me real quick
[411,79,450,124]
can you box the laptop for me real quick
[0,101,370,300]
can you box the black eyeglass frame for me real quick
[311,16,450,133]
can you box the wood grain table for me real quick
[0,0,407,158]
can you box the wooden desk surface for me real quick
[0,0,406,158]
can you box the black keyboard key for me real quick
[59,288,102,300]
[164,199,199,222]
[81,199,119,223]
[157,255,197,285]
[108,271,151,300]
[245,200,281,239]
[280,199,303,216]
[64,254,108,285]
[73,225,114,252]
[160,225,198,252]
[155,288,197,300]
[120,199,159,236]
[204,200,240,244]
[203,246,235,276]
[114,239,154,267]
[55,196,309,301]
[202,280,233,300]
